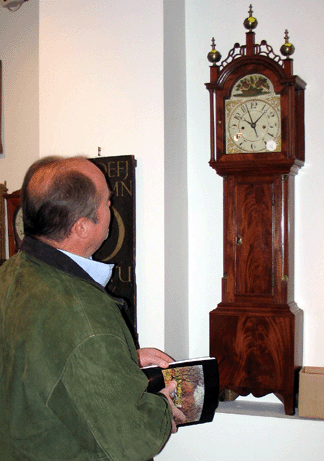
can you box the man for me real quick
[0,156,184,460]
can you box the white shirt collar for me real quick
[59,249,114,287]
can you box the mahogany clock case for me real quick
[206,11,305,415]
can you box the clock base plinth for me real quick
[210,303,303,416]
[220,389,296,415]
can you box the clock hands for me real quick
[246,106,254,125]
[242,116,259,138]
[245,106,258,137]
[242,108,269,138]
[253,108,269,125]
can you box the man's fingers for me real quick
[160,380,186,430]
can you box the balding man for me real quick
[0,156,184,461]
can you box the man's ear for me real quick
[73,217,92,239]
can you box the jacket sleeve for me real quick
[52,333,172,461]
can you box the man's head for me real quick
[22,156,111,257]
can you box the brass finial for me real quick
[243,4,258,31]
[280,29,295,57]
[207,37,222,66]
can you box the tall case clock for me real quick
[205,6,306,415]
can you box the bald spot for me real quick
[27,158,105,201]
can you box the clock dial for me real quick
[13,206,24,248]
[227,98,280,153]
[225,74,281,154]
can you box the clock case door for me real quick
[206,32,306,415]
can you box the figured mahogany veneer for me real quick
[206,18,305,415]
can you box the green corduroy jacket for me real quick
[0,237,171,460]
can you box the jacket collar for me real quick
[21,236,97,285]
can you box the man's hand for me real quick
[137,349,186,431]
[160,380,186,433]
[137,348,174,369]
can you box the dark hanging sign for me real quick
[91,155,137,329]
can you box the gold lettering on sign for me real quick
[107,161,129,181]
[114,181,133,197]
[101,206,125,262]
[96,162,107,175]
[96,161,132,197]
[117,265,132,283]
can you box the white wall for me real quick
[164,0,189,360]
[0,0,39,191]
[0,1,324,460]
[38,0,166,350]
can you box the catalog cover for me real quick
[143,356,219,427]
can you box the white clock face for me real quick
[225,73,281,154]
[14,206,24,243]
[227,98,280,153]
